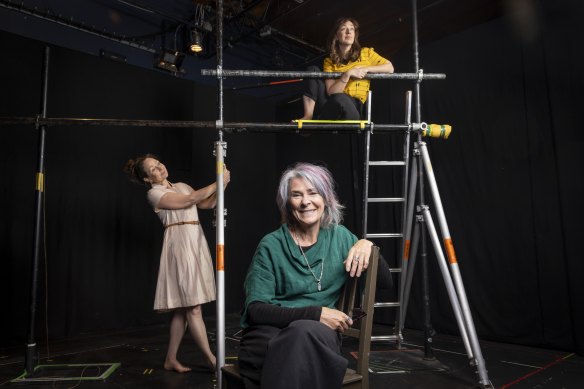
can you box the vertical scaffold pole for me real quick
[396,91,414,347]
[25,46,50,375]
[411,0,435,359]
[361,91,373,238]
[214,141,226,385]
[215,0,226,387]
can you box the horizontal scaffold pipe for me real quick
[201,69,446,80]
[0,117,410,133]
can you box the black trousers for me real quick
[303,65,363,120]
[238,320,348,389]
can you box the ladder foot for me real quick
[478,381,494,389]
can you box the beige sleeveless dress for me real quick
[147,182,216,311]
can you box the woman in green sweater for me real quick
[238,162,373,389]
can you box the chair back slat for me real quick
[337,246,380,389]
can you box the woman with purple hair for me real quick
[237,162,373,389]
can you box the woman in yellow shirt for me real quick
[300,17,394,120]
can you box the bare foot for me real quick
[164,360,192,373]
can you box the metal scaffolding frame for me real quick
[199,1,491,387]
[0,0,497,388]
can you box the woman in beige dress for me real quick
[124,154,230,373]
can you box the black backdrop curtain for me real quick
[0,31,281,346]
[2,0,583,357]
[386,0,584,355]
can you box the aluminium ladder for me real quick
[361,92,494,388]
[361,91,413,346]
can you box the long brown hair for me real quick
[327,17,361,66]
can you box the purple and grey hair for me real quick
[276,162,344,228]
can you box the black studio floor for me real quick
[1,314,583,389]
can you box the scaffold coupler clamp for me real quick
[417,68,424,83]
[213,139,227,156]
[213,208,228,227]
[413,144,421,157]
[413,140,427,153]
[35,114,41,130]
[410,121,427,134]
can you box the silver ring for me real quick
[353,255,360,262]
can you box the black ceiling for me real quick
[0,0,505,81]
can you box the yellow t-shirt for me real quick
[323,47,389,103]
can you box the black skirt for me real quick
[238,320,348,389]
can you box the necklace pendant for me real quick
[317,281,321,291]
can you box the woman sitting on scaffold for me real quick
[299,17,394,120]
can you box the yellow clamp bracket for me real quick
[35,172,45,192]
[293,119,369,130]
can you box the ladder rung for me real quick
[374,302,400,308]
[371,335,400,342]
[369,161,406,166]
[367,197,405,203]
[365,233,403,238]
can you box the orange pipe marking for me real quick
[216,244,224,271]
[403,240,411,260]
[444,238,458,264]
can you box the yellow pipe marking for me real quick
[35,172,45,192]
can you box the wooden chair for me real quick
[222,246,379,389]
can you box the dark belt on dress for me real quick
[164,221,199,228]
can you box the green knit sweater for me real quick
[241,224,357,328]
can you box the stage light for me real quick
[156,49,185,73]
[189,29,203,53]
